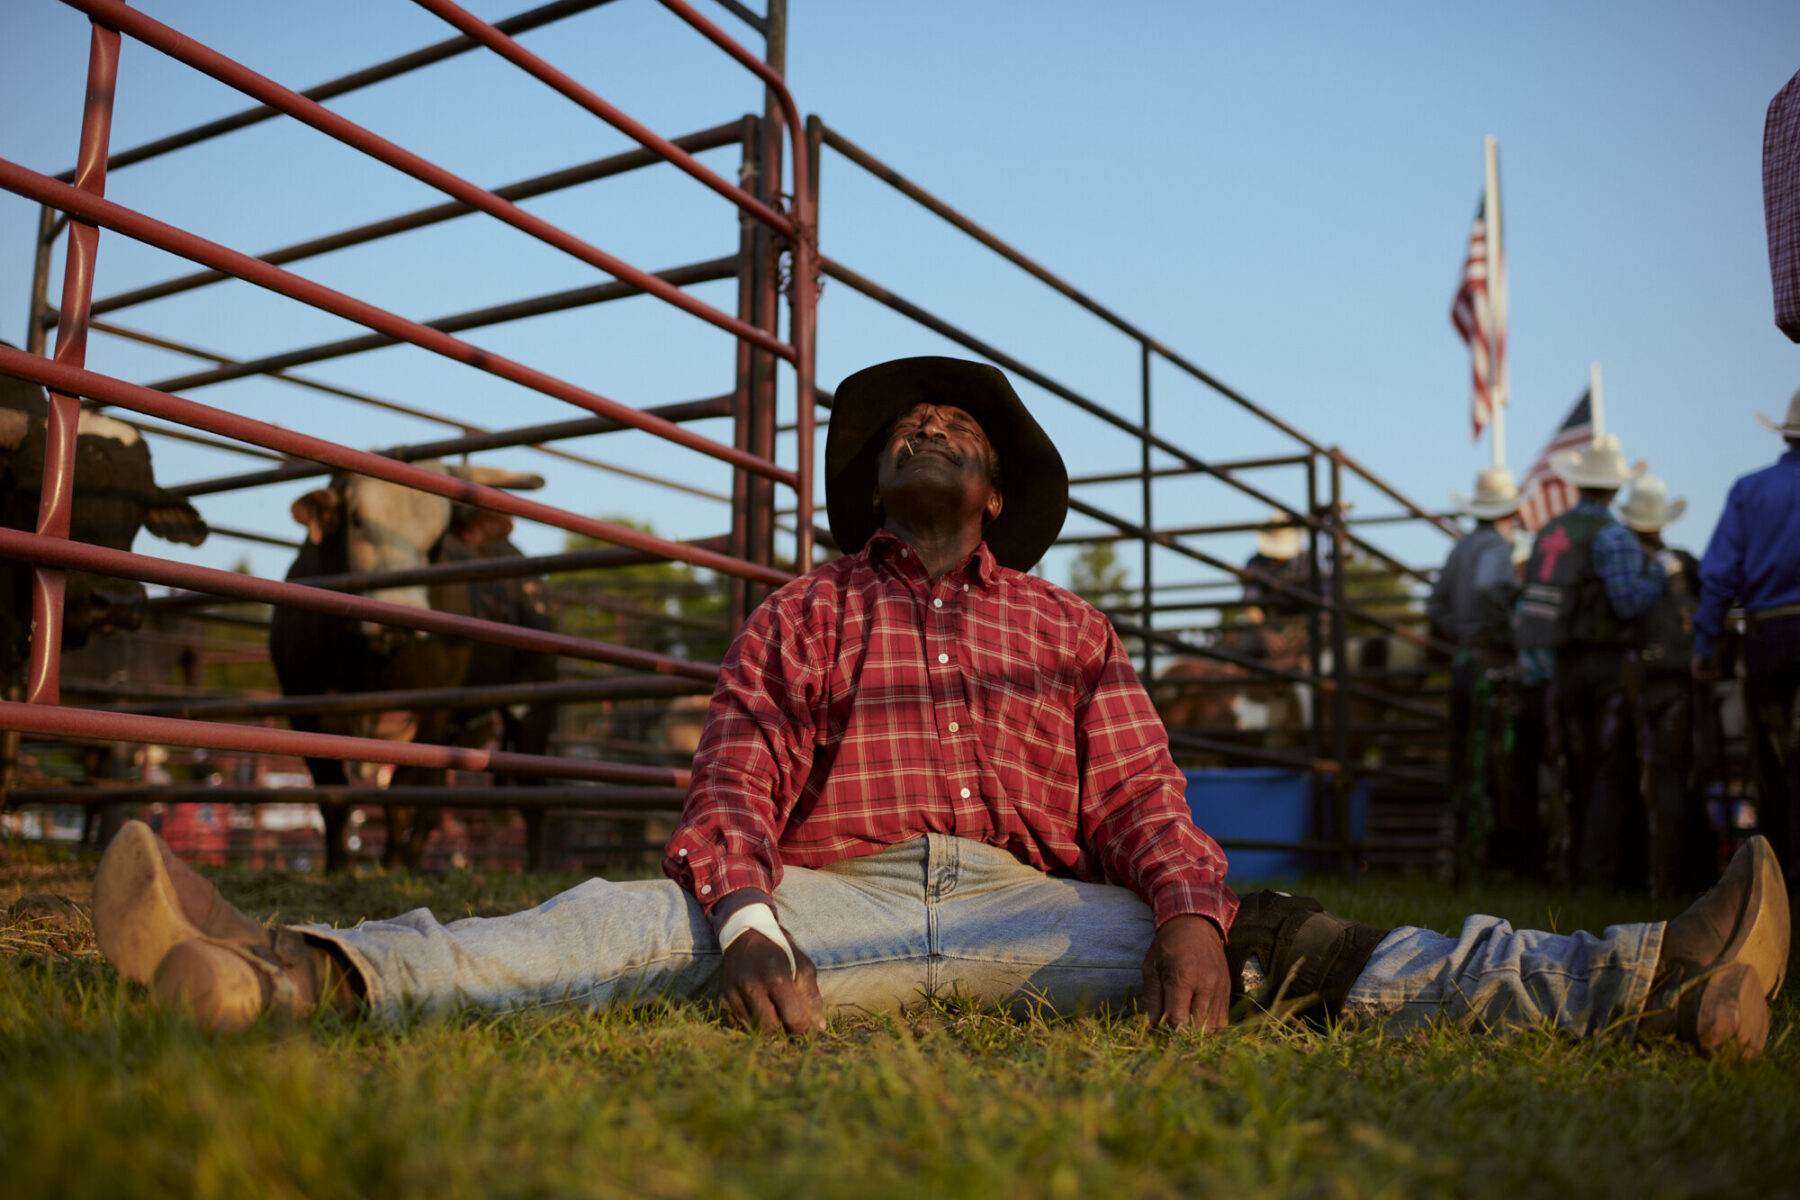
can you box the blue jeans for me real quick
[304,834,1664,1037]
[1346,918,1663,1037]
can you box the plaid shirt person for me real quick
[664,529,1235,933]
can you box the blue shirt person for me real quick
[1692,443,1800,666]
[1691,394,1800,883]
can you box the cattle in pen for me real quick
[268,463,558,872]
[1,358,208,687]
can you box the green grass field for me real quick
[4,839,1798,1200]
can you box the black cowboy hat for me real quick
[825,356,1068,571]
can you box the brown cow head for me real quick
[289,460,541,643]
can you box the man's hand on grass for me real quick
[719,929,826,1036]
[1141,913,1230,1031]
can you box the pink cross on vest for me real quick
[1536,524,1573,582]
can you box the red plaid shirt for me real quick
[663,531,1237,932]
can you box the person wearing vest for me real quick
[1516,436,1667,890]
[1619,476,1714,895]
[1428,465,1526,882]
[1692,391,1800,885]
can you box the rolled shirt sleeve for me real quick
[662,586,821,913]
[1074,621,1237,932]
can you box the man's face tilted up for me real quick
[871,402,1004,535]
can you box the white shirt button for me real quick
[933,598,943,609]
[959,787,971,799]
[949,722,960,733]
[937,652,949,664]
[678,848,687,857]
[961,584,969,591]
[700,884,712,895]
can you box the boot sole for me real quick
[1683,961,1772,1060]
[1719,837,1790,1001]
[153,938,271,1034]
[92,821,207,986]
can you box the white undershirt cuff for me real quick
[717,902,797,979]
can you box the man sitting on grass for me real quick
[93,356,1789,1058]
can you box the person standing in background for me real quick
[1618,475,1713,895]
[1692,392,1800,885]
[1429,466,1526,881]
[1516,436,1666,890]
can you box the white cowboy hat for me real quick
[1616,474,1686,533]
[1755,387,1800,437]
[1548,433,1646,491]
[1253,509,1303,560]
[1448,464,1524,520]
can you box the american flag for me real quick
[1450,195,1506,440]
[1516,390,1595,533]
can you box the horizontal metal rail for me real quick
[87,320,734,505]
[1069,496,1338,625]
[1070,455,1310,487]
[546,589,730,634]
[4,784,688,812]
[0,700,689,787]
[142,256,739,396]
[182,523,301,550]
[105,674,709,721]
[60,679,276,702]
[1117,618,1321,690]
[1119,615,1444,723]
[1061,509,1438,592]
[1162,727,1339,775]
[118,415,289,462]
[0,525,722,682]
[0,348,789,587]
[146,535,732,614]
[171,394,731,498]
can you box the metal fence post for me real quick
[28,17,123,708]
[1139,341,1154,680]
[1328,451,1354,872]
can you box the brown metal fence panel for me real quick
[2,0,817,866]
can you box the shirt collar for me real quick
[1572,496,1613,516]
[863,529,1000,589]
[1781,445,1800,467]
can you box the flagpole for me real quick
[1589,361,1604,440]
[1484,135,1507,468]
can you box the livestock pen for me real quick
[1,0,1461,877]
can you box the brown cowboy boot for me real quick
[93,820,361,1032]
[1225,891,1391,1024]
[1640,835,1790,1059]
[153,927,360,1034]
[93,819,270,985]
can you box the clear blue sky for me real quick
[3,1,1796,605]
